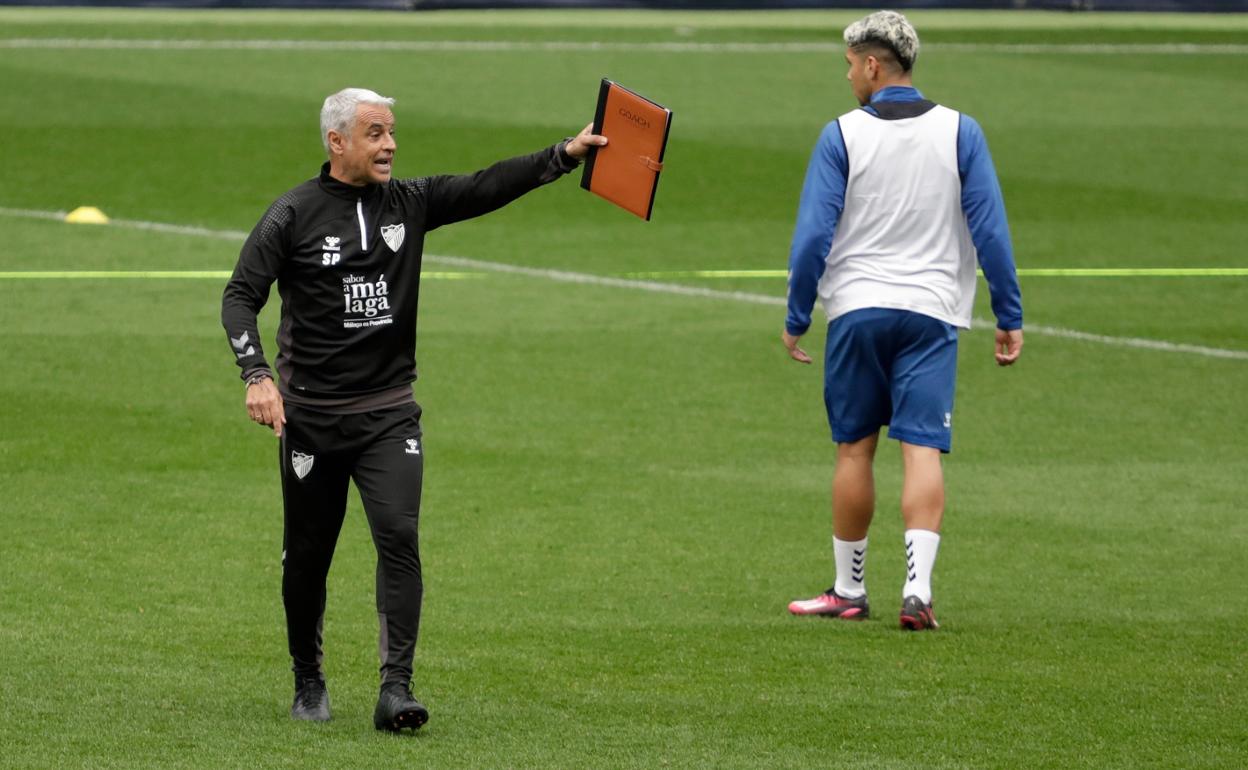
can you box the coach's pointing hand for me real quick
[563,123,608,160]
[246,377,286,437]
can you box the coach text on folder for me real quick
[580,79,672,221]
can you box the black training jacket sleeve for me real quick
[424,142,578,231]
[221,196,293,380]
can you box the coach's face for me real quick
[845,48,873,106]
[335,103,397,185]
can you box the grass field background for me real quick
[1,8,1245,768]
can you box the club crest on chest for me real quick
[381,223,405,252]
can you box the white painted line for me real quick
[428,254,785,308]
[1,38,1244,55]
[0,206,66,221]
[0,208,250,240]
[110,216,247,241]
[970,319,1248,361]
[930,42,1248,55]
[1,205,1244,361]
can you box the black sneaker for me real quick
[373,682,429,733]
[899,595,939,631]
[290,675,331,722]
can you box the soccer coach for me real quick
[783,12,1023,630]
[221,87,605,731]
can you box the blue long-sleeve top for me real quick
[785,85,1023,336]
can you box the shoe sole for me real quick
[789,607,869,620]
[291,696,332,723]
[376,706,429,733]
[899,611,938,631]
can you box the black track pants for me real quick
[279,402,424,686]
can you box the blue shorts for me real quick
[824,308,959,452]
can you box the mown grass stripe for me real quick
[8,268,1240,279]
[0,206,1243,361]
[1,39,1245,54]
[2,7,1246,29]
[621,268,1248,278]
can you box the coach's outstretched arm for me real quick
[421,124,606,230]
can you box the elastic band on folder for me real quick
[638,156,664,172]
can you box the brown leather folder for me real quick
[580,79,672,221]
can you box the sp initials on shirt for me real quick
[322,235,342,266]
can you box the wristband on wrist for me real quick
[246,373,272,387]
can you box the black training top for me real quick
[222,142,578,398]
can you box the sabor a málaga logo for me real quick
[342,274,392,329]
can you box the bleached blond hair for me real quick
[843,10,920,72]
[320,88,395,154]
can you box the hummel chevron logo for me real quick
[230,331,255,358]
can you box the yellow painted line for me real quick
[0,270,483,280]
[620,270,780,279]
[0,270,233,279]
[623,270,786,279]
[1015,268,1248,277]
[619,268,1248,279]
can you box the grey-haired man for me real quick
[783,12,1023,629]
[222,87,605,730]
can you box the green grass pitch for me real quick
[1,8,1246,768]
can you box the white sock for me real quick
[903,529,941,604]
[833,536,868,598]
